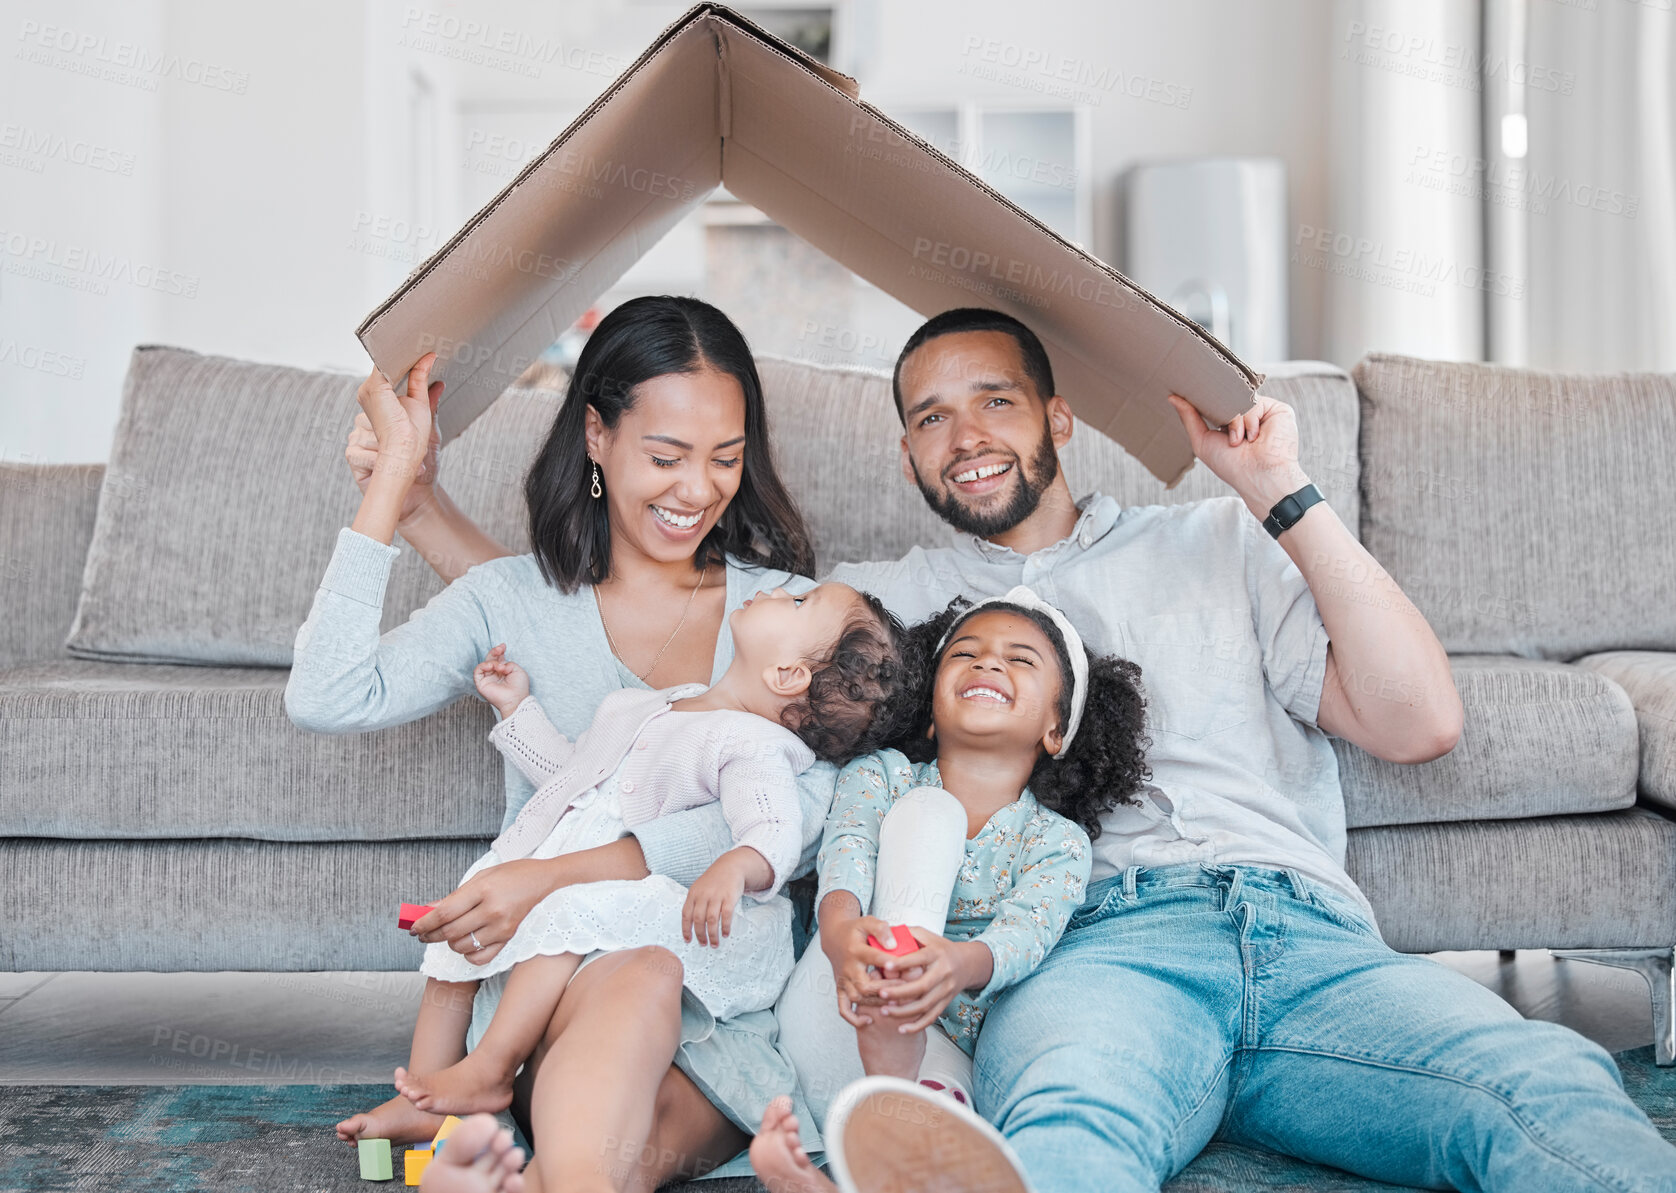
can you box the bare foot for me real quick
[394,1054,516,1116]
[750,1095,836,1193]
[419,1113,525,1193]
[336,1091,446,1145]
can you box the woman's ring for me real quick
[470,931,483,950]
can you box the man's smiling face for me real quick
[897,329,1073,538]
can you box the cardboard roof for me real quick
[357,3,1260,487]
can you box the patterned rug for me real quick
[1,1047,1670,1191]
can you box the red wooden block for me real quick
[866,924,921,959]
[398,903,434,930]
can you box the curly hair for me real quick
[892,598,1151,840]
[779,591,914,764]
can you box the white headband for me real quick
[934,585,1089,759]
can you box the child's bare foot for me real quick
[750,1096,836,1193]
[336,1092,446,1145]
[395,1055,516,1116]
[419,1113,524,1193]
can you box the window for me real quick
[892,105,1090,245]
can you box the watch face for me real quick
[1266,485,1321,538]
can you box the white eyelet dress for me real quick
[422,762,796,1054]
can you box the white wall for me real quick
[1322,0,1486,366]
[154,0,370,373]
[1,0,166,463]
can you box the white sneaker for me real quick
[823,1075,1034,1193]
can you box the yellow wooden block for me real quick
[432,1115,463,1149]
[404,1148,433,1186]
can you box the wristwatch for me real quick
[1263,483,1325,539]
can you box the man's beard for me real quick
[912,421,1060,538]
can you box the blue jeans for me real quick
[974,863,1676,1193]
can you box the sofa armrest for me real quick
[0,462,103,668]
[1577,652,1676,816]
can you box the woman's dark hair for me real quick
[781,590,914,764]
[893,597,1150,840]
[524,295,816,591]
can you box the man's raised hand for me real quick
[1167,391,1311,520]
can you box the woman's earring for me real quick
[589,461,602,499]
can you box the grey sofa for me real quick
[2,345,1672,1068]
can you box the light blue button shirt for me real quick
[828,492,1375,925]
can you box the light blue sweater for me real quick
[284,527,832,880]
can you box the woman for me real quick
[288,296,828,1189]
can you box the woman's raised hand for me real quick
[346,410,439,522]
[353,351,442,493]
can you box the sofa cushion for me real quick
[0,659,501,840]
[1576,651,1676,813]
[1337,655,1639,828]
[0,839,485,970]
[64,345,555,667]
[1346,808,1676,953]
[760,356,1361,570]
[0,462,103,669]
[1354,354,1676,658]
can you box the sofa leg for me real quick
[1552,946,1675,1066]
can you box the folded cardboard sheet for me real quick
[357,3,1259,485]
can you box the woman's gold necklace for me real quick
[595,562,708,683]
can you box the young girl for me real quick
[752,586,1149,1191]
[388,581,908,1119]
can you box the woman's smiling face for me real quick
[586,367,747,568]
[930,608,1066,758]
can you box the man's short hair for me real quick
[891,307,1056,424]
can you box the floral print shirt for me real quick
[817,748,1093,1055]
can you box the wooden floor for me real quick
[0,949,1658,1084]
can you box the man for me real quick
[737,308,1676,1193]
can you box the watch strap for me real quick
[1263,483,1325,539]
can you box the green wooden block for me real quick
[358,1137,393,1180]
